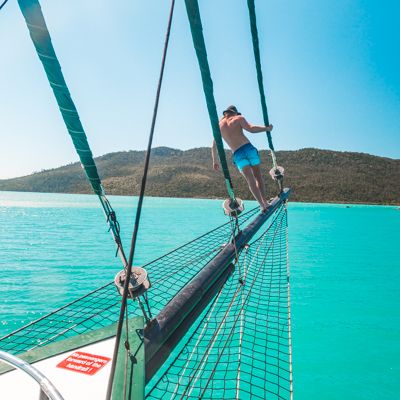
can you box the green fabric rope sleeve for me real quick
[247,0,277,157]
[18,0,103,196]
[18,0,127,265]
[184,0,236,201]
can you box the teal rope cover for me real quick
[18,0,127,264]
[184,0,236,200]
[18,0,103,195]
[247,0,275,153]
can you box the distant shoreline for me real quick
[0,189,398,207]
[0,147,399,205]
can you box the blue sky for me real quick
[0,0,399,179]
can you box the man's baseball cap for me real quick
[223,105,241,115]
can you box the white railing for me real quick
[0,350,65,400]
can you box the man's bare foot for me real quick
[260,197,275,212]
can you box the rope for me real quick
[285,203,294,399]
[181,229,271,398]
[123,305,130,400]
[19,0,103,195]
[247,0,280,172]
[158,209,282,398]
[182,225,270,397]
[198,214,286,398]
[105,1,176,398]
[169,289,224,399]
[145,205,290,398]
[0,0,10,11]
[235,242,250,399]
[184,0,236,202]
[183,283,238,398]
[101,195,125,261]
[229,216,242,278]
[17,0,127,265]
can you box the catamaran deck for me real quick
[0,338,115,399]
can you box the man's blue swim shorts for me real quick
[232,143,260,172]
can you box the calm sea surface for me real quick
[0,191,399,399]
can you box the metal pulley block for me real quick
[269,166,285,181]
[222,198,244,217]
[114,267,151,299]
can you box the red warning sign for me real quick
[56,351,111,376]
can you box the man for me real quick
[211,105,273,211]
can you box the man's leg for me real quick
[251,164,267,204]
[241,165,266,209]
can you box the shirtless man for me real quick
[211,105,273,211]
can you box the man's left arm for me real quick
[211,140,219,171]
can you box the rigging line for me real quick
[105,1,176,398]
[184,0,236,202]
[183,286,239,398]
[277,214,285,397]
[264,221,278,396]
[247,0,283,189]
[145,287,225,399]
[284,203,294,399]
[198,213,286,398]
[169,288,226,399]
[183,236,267,396]
[182,224,273,398]
[123,305,130,400]
[190,214,285,398]
[236,243,250,399]
[181,257,257,397]
[100,196,125,260]
[246,0,275,154]
[0,0,9,11]
[157,206,285,396]
[17,0,127,265]
[229,216,242,276]
[184,288,248,397]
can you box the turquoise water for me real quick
[0,191,399,399]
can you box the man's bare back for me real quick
[211,105,273,211]
[219,115,252,152]
[212,106,273,165]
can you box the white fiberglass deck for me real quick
[0,338,115,400]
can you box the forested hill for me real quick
[0,147,399,205]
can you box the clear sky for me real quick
[0,0,399,179]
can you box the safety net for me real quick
[0,201,292,399]
[146,203,292,399]
[0,206,259,355]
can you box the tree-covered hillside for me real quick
[0,148,399,205]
